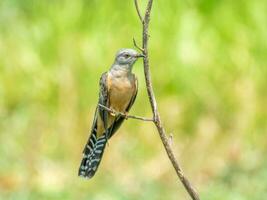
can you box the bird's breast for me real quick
[108,73,136,112]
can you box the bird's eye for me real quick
[124,54,130,58]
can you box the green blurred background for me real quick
[0,0,266,199]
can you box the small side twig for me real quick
[133,38,144,52]
[98,104,154,122]
[134,0,200,200]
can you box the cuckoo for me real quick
[78,48,143,178]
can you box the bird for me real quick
[78,48,144,179]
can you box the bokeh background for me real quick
[0,0,267,199]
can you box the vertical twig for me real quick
[134,1,200,200]
[134,0,143,22]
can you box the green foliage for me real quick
[0,0,266,199]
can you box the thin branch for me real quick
[134,0,143,22]
[134,0,201,200]
[98,104,154,122]
[133,38,144,52]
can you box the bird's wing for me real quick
[80,72,109,156]
[108,74,138,138]
[98,72,109,130]
[78,72,110,178]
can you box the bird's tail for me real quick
[78,130,107,179]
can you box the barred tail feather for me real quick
[78,131,107,178]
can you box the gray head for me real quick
[114,48,144,66]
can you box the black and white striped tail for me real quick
[78,130,107,179]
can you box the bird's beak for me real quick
[135,53,144,58]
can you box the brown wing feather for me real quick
[98,72,109,130]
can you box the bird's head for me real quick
[114,48,144,66]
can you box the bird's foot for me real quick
[110,108,117,117]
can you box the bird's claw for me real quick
[110,108,117,116]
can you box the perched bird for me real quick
[78,48,143,179]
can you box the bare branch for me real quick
[134,0,143,22]
[134,0,201,200]
[133,38,144,52]
[98,104,154,122]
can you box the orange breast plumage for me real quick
[108,73,136,113]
